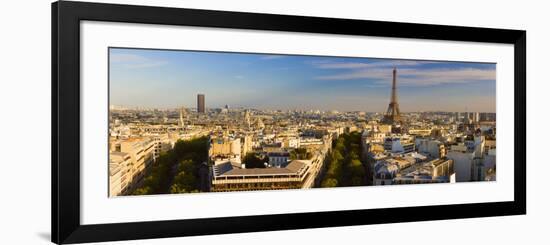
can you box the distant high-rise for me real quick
[197,94,205,113]
[384,68,402,124]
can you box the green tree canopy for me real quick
[132,136,208,195]
[242,153,267,168]
[318,132,366,188]
[290,148,312,160]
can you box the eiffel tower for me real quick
[384,67,401,124]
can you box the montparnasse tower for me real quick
[384,67,402,124]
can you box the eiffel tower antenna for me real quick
[384,67,401,124]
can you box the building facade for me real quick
[197,94,205,113]
[211,160,310,192]
[109,137,156,196]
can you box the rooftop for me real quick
[267,152,290,157]
[214,160,308,177]
[109,151,130,163]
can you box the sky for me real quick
[109,48,496,112]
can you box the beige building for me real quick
[109,152,132,197]
[408,128,432,137]
[151,134,174,161]
[109,137,156,196]
[241,135,253,156]
[378,124,392,134]
[416,138,446,159]
[391,158,455,185]
[209,136,242,162]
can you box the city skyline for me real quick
[110,48,496,112]
[109,47,497,197]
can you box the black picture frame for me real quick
[52,1,526,244]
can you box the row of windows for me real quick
[216,174,301,180]
[213,182,302,191]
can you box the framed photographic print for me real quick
[52,1,526,244]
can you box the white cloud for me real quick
[110,53,167,69]
[311,60,434,69]
[316,67,495,86]
[111,53,146,63]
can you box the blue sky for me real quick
[109,48,496,112]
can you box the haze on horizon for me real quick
[109,48,497,113]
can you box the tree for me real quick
[326,158,342,179]
[178,159,195,174]
[171,160,199,193]
[351,177,363,186]
[321,178,338,188]
[142,175,160,191]
[170,183,187,194]
[349,159,366,186]
[319,132,367,188]
[131,136,209,195]
[132,186,152,195]
[290,148,312,160]
[332,150,344,162]
[242,153,267,168]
